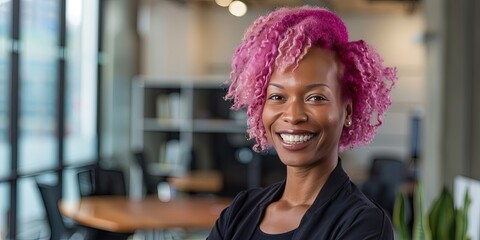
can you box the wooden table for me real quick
[60,196,231,233]
[167,170,223,193]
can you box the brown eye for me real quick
[307,95,327,102]
[269,95,284,101]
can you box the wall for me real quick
[102,0,139,170]
[138,1,267,77]
[422,0,444,206]
[420,0,480,209]
[340,12,426,178]
[422,3,480,233]
[138,1,426,178]
[442,0,480,184]
[138,1,194,76]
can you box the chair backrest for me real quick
[77,168,127,197]
[369,157,405,184]
[36,181,68,240]
[132,151,160,195]
[361,156,406,216]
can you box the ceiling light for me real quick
[215,0,232,7]
[229,0,247,17]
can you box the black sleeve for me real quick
[207,206,230,240]
[335,208,394,240]
[207,191,247,240]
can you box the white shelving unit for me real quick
[131,76,248,177]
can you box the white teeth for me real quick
[280,133,314,144]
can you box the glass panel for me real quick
[0,0,11,178]
[18,0,59,173]
[17,176,54,239]
[65,0,98,165]
[63,168,80,201]
[0,183,8,239]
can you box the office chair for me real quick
[77,167,127,197]
[36,181,84,240]
[361,156,406,217]
[76,167,133,240]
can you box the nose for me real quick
[282,99,308,124]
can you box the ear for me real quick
[344,100,353,127]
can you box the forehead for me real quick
[270,47,342,85]
[297,47,339,73]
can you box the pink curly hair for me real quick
[225,6,397,152]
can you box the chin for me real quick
[277,151,318,167]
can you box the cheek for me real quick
[325,108,345,133]
[261,105,277,140]
[314,108,343,130]
[261,107,271,133]
[328,111,341,124]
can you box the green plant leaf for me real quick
[428,187,455,240]
[428,189,442,238]
[393,191,409,240]
[455,189,471,240]
[413,183,426,240]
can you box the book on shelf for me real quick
[156,92,184,120]
[158,139,187,175]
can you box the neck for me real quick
[282,159,338,206]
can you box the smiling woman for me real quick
[208,5,397,240]
[262,48,347,169]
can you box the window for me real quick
[65,0,98,165]
[18,0,59,173]
[0,183,8,237]
[0,0,101,238]
[0,0,11,178]
[0,2,11,235]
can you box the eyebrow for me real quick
[268,82,330,90]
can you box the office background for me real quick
[0,0,479,238]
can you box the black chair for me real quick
[132,151,164,195]
[77,167,127,197]
[76,167,133,239]
[213,134,286,198]
[361,156,406,217]
[36,181,84,240]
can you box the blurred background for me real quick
[0,0,479,239]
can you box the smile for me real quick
[280,133,315,144]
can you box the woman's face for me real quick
[262,47,351,168]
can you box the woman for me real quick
[208,6,397,240]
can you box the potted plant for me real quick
[393,183,471,240]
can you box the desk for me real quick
[167,170,223,193]
[60,196,230,233]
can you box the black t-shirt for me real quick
[207,160,394,240]
[252,227,296,240]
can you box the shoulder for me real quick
[334,182,394,239]
[336,182,391,224]
[337,205,394,239]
